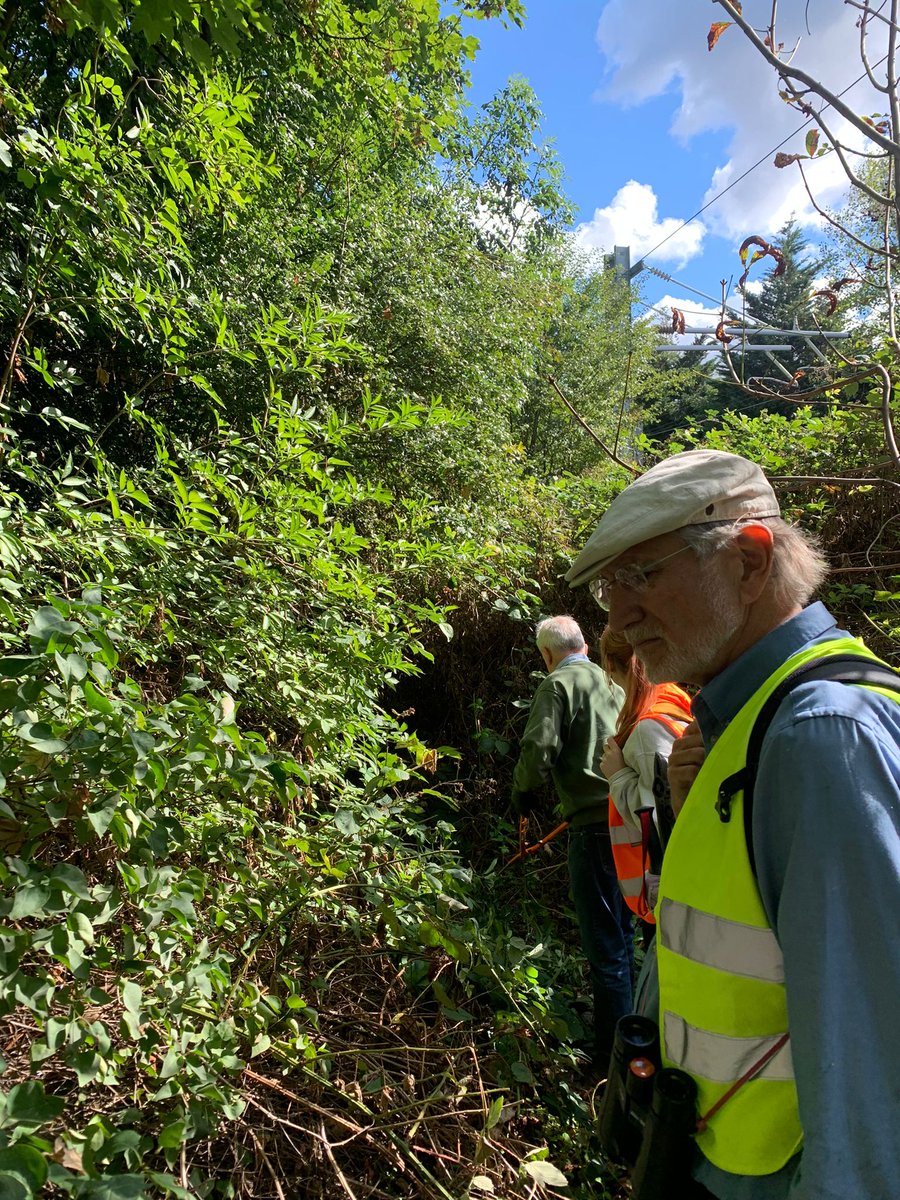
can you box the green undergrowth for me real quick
[0,396,622,1200]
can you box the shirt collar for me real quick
[554,652,589,671]
[693,602,843,745]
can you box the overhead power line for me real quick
[637,55,889,269]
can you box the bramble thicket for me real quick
[0,3,897,1198]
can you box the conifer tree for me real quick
[725,218,838,411]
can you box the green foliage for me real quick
[0,379,611,1194]
[0,3,642,1196]
[4,2,893,1197]
[822,158,897,339]
[636,347,732,446]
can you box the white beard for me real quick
[630,567,745,686]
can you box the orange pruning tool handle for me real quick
[506,817,569,865]
[524,820,570,854]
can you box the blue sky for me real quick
[462,0,885,335]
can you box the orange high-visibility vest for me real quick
[608,684,692,921]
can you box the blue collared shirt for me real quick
[690,603,900,1200]
[554,652,589,671]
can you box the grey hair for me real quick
[535,615,586,655]
[680,518,829,609]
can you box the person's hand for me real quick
[668,720,706,816]
[601,735,625,778]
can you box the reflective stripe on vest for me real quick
[658,897,784,984]
[618,875,643,898]
[609,823,637,846]
[663,1011,795,1083]
[656,636,896,1177]
[609,686,691,920]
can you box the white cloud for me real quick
[594,0,888,241]
[574,181,706,267]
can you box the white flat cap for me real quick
[566,449,780,588]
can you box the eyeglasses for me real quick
[588,545,691,611]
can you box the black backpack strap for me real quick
[716,654,900,877]
[651,751,677,849]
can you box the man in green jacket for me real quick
[511,615,629,1065]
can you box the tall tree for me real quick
[722,219,838,415]
[734,219,831,382]
[638,345,732,446]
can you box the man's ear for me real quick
[734,523,774,601]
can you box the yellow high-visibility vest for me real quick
[657,636,898,1176]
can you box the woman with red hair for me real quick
[599,626,692,925]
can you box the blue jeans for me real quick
[568,822,634,1061]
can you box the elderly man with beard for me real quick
[566,450,900,1200]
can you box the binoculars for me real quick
[597,1014,698,1200]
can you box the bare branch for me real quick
[872,360,900,469]
[799,101,897,205]
[547,375,640,475]
[612,351,633,460]
[713,0,899,154]
[770,473,900,491]
[855,0,893,93]
[845,0,900,35]
[796,159,900,259]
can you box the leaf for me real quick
[470,1178,495,1194]
[523,1160,568,1188]
[50,1141,84,1172]
[83,680,115,714]
[805,129,820,157]
[440,1005,473,1021]
[128,729,156,758]
[0,138,12,170]
[708,22,732,51]
[69,912,94,946]
[773,152,804,169]
[78,1176,149,1200]
[334,810,359,836]
[55,652,88,686]
[1,1080,65,1131]
[0,657,35,678]
[0,1174,28,1200]
[739,235,770,267]
[17,723,67,754]
[28,607,79,649]
[48,863,91,900]
[9,885,50,920]
[157,1119,186,1150]
[486,1095,504,1130]
[736,236,785,290]
[812,288,838,316]
[122,981,142,1016]
[0,1144,47,1190]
